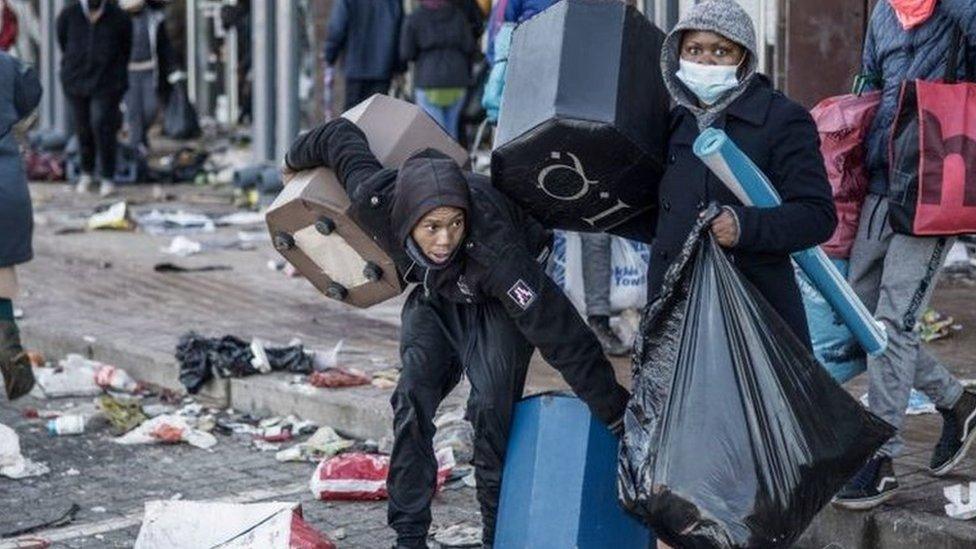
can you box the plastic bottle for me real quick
[94,365,140,393]
[47,415,86,436]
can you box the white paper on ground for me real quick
[134,500,300,548]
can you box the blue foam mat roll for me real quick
[693,128,887,357]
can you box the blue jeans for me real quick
[415,89,464,140]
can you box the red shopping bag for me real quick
[888,28,976,236]
[811,90,881,258]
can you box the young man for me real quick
[833,0,976,510]
[57,0,132,197]
[285,118,629,548]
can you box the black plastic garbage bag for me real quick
[618,209,894,548]
[163,79,202,140]
[176,332,314,393]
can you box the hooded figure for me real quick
[0,50,42,401]
[285,118,629,548]
[613,0,836,347]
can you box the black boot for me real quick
[587,315,629,357]
[930,390,976,476]
[0,320,35,400]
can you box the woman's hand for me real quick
[710,208,740,248]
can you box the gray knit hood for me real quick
[661,0,759,129]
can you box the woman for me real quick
[400,0,476,139]
[0,49,42,401]
[616,0,836,347]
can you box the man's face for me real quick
[411,206,466,265]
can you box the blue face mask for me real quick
[676,59,741,106]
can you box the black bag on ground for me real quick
[176,332,313,394]
[163,78,202,139]
[618,209,894,548]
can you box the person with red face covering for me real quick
[0,0,18,52]
[832,0,976,511]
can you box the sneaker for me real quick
[99,179,116,197]
[75,173,93,194]
[588,315,629,357]
[930,390,976,476]
[832,456,899,510]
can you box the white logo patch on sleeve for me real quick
[507,279,537,310]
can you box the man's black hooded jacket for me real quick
[286,118,628,425]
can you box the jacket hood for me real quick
[661,0,759,129]
[391,148,471,248]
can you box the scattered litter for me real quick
[87,202,135,231]
[216,211,266,226]
[91,506,107,513]
[276,426,354,463]
[64,468,80,476]
[176,332,314,393]
[169,494,183,501]
[329,528,346,541]
[253,439,281,452]
[94,364,141,393]
[161,236,203,257]
[153,262,232,273]
[945,482,976,520]
[13,308,24,320]
[0,503,80,539]
[308,368,371,389]
[142,404,177,418]
[463,472,476,488]
[860,390,936,415]
[917,309,961,342]
[133,500,335,549]
[136,210,215,236]
[433,408,475,464]
[371,368,400,390]
[97,395,148,435]
[115,415,217,450]
[310,448,454,501]
[238,229,272,243]
[47,415,86,436]
[257,424,292,443]
[433,523,483,548]
[0,423,50,479]
[33,354,102,398]
[310,341,344,371]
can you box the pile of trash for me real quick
[176,333,402,394]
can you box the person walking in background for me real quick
[832,0,976,510]
[57,0,131,197]
[120,0,175,155]
[580,233,629,356]
[0,49,41,401]
[400,0,476,140]
[324,0,403,111]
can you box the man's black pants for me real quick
[344,78,391,110]
[67,92,123,179]
[387,287,535,546]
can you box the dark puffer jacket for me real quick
[400,3,476,89]
[861,0,976,196]
[324,0,403,81]
[56,1,132,98]
[284,119,629,423]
